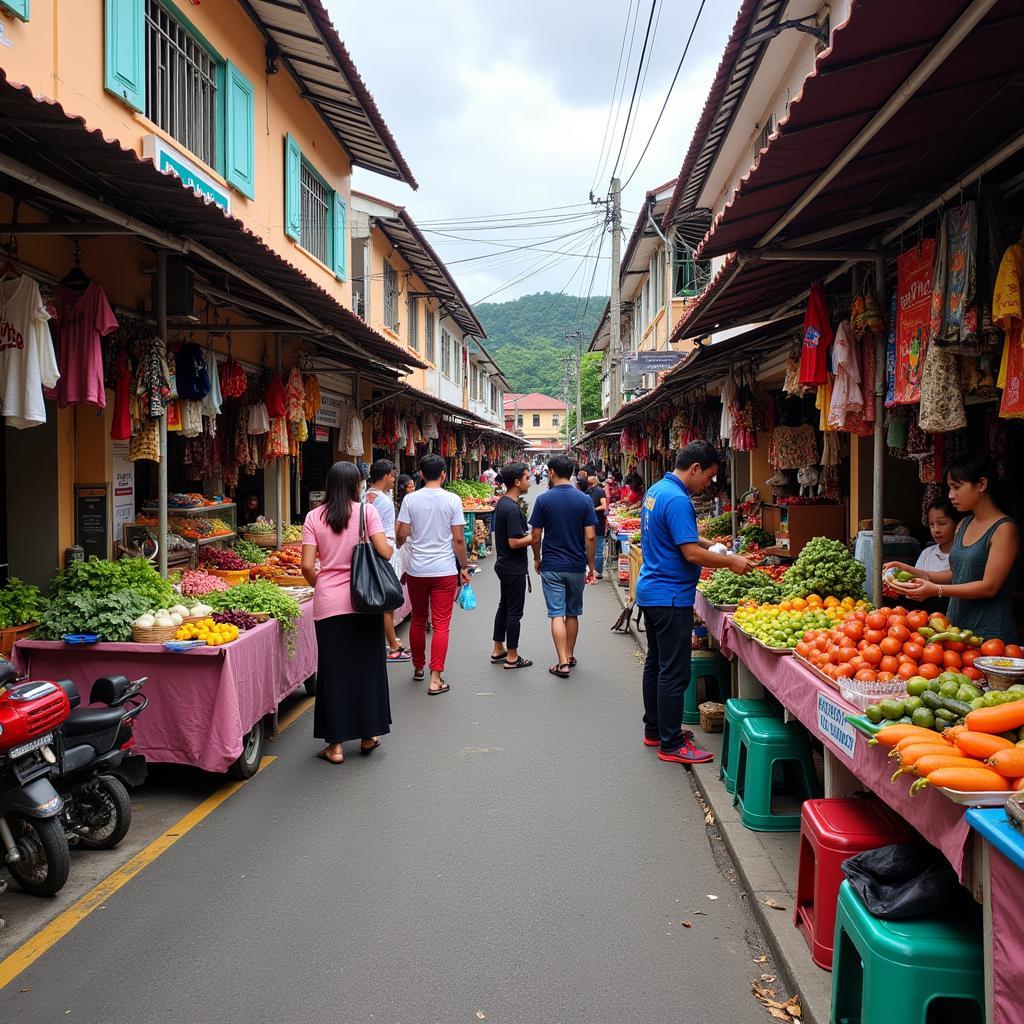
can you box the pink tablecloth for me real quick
[990,846,1024,1024]
[12,603,317,774]
[725,625,974,879]
[694,592,733,655]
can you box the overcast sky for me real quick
[329,0,737,307]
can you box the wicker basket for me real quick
[207,568,251,587]
[699,701,726,734]
[132,623,181,644]
[268,573,306,587]
[0,621,38,656]
[241,531,277,548]
[250,612,271,623]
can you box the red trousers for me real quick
[406,574,459,673]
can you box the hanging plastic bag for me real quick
[456,582,476,611]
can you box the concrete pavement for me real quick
[0,552,779,1024]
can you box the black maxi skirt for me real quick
[313,613,392,744]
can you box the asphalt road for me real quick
[0,527,773,1024]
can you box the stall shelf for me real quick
[13,601,316,774]
[134,502,238,547]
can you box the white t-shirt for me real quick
[0,275,58,429]
[397,486,465,577]
[916,544,951,574]
[482,467,496,484]
[366,488,396,543]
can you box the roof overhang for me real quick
[241,0,416,187]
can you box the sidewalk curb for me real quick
[605,579,831,1024]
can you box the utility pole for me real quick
[608,176,623,416]
[561,351,575,451]
[564,327,583,444]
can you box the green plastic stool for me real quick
[831,881,985,1024]
[720,698,777,794]
[734,716,822,831]
[683,651,731,725]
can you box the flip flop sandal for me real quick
[504,656,533,670]
[490,650,509,663]
[568,657,578,667]
[413,669,425,681]
[548,664,571,678]
[359,738,381,755]
[318,746,344,764]
[428,680,451,695]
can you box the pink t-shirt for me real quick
[49,281,118,409]
[302,501,384,620]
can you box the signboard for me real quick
[75,483,110,560]
[111,440,136,539]
[816,692,858,761]
[315,392,345,429]
[142,135,231,213]
[314,425,329,443]
[623,350,685,392]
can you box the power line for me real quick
[417,200,595,224]
[420,211,600,234]
[622,0,708,189]
[610,0,659,180]
[442,225,606,265]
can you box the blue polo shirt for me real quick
[635,472,700,607]
[529,484,598,573]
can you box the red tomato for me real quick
[849,656,865,671]
[876,671,895,682]
[835,663,855,679]
[854,668,877,682]
[862,645,883,666]
[918,662,940,680]
[838,647,857,664]
[903,642,924,661]
[921,644,944,666]
[880,655,900,674]
[946,641,966,652]
[897,662,917,680]
[880,636,902,656]
[854,609,868,622]
[843,621,864,642]
[815,636,829,653]
[980,638,1006,657]
[963,666,984,681]
[892,605,909,617]
[795,642,811,658]
[906,609,929,630]
[1005,644,1023,659]
[888,624,911,642]
[865,629,886,645]
[931,614,950,630]
[866,612,888,631]
[961,649,978,667]
[942,650,962,669]
[909,633,926,646]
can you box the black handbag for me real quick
[350,501,404,614]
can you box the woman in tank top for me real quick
[887,454,1019,644]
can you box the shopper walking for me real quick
[301,461,392,764]
[529,454,598,678]
[490,462,536,671]
[397,453,471,694]
[365,459,411,664]
[588,472,608,579]
[636,441,751,764]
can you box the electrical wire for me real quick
[610,0,659,180]
[417,201,596,225]
[419,211,600,233]
[622,0,708,189]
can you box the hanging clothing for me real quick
[264,374,287,418]
[919,342,966,432]
[110,351,132,440]
[303,373,321,420]
[345,411,364,456]
[219,356,247,399]
[181,399,203,438]
[768,425,818,470]
[136,338,171,419]
[266,415,290,458]
[0,274,58,428]
[799,283,833,387]
[48,281,117,409]
[827,320,864,430]
[285,368,304,422]
[893,241,936,405]
[929,202,977,353]
[200,350,222,419]
[719,376,736,442]
[128,415,159,462]
[994,243,1024,418]
[175,342,211,400]
[247,401,270,435]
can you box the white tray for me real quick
[935,787,1011,808]
[732,622,793,655]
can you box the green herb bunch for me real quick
[205,581,301,654]
[234,539,269,565]
[37,590,151,642]
[51,557,174,610]
[0,577,45,630]
[781,537,866,600]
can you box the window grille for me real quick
[383,262,398,330]
[425,308,435,362]
[407,297,418,350]
[299,162,331,265]
[145,0,218,168]
[673,243,711,297]
[441,329,452,377]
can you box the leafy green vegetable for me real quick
[738,525,775,551]
[234,539,269,565]
[698,568,782,605]
[697,512,733,539]
[37,590,151,642]
[0,577,45,630]
[445,481,493,500]
[781,537,866,600]
[51,557,173,610]
[205,581,300,654]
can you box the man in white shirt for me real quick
[481,463,497,486]
[397,454,471,694]
[366,459,411,664]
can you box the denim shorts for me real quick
[540,570,585,618]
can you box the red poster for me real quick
[892,240,935,405]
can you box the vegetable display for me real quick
[175,617,240,646]
[234,539,269,565]
[200,547,252,571]
[738,525,775,551]
[180,569,229,598]
[445,481,494,500]
[0,577,45,630]
[204,581,300,653]
[781,537,866,601]
[696,512,733,540]
[733,595,865,648]
[212,610,260,631]
[51,557,174,610]
[240,519,276,536]
[698,568,783,606]
[282,524,303,543]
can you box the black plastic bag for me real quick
[841,842,970,920]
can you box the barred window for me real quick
[441,329,452,377]
[299,162,331,265]
[425,308,435,362]
[407,297,419,350]
[383,262,398,331]
[146,0,218,168]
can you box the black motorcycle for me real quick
[53,675,148,850]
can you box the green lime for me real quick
[906,678,929,697]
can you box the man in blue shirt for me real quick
[529,455,598,678]
[636,441,751,764]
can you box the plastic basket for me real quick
[838,677,908,711]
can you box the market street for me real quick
[0,567,772,1024]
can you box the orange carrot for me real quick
[953,732,1015,759]
[909,754,985,778]
[874,724,948,748]
[910,766,1010,794]
[894,743,966,768]
[893,733,953,754]
[1015,776,1024,791]
[985,748,1024,778]
[964,702,1024,735]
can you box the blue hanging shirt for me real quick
[635,472,700,607]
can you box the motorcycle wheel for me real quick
[76,775,132,851]
[6,814,70,897]
[227,720,264,780]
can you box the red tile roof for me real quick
[503,393,567,411]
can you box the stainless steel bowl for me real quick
[975,656,1024,692]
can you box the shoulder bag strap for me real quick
[359,499,367,543]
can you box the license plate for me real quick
[9,733,53,759]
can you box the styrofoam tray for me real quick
[935,787,1011,808]
[731,622,793,655]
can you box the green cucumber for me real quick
[921,690,944,712]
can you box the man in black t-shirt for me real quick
[490,462,537,670]
[588,473,608,578]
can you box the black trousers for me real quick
[640,605,694,751]
[493,572,528,651]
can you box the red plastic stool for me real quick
[795,798,914,970]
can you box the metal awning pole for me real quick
[730,447,739,540]
[871,252,888,606]
[275,336,283,549]
[156,251,168,578]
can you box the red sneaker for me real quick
[657,733,713,764]
[643,736,659,747]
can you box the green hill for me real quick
[474,291,609,397]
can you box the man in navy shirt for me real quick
[636,441,751,764]
[529,455,598,678]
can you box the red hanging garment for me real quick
[799,283,833,387]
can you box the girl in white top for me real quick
[915,499,960,574]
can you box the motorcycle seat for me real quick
[64,706,124,737]
[90,674,130,706]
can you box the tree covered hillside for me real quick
[474,291,608,397]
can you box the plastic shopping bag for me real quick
[457,582,477,611]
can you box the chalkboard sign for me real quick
[75,483,110,560]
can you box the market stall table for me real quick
[694,591,733,652]
[13,602,317,774]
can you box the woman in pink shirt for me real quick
[302,461,394,764]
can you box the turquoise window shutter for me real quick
[0,0,30,21]
[333,195,347,280]
[224,62,255,199]
[104,0,145,112]
[284,134,301,240]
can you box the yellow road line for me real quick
[0,754,277,991]
[277,695,314,734]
